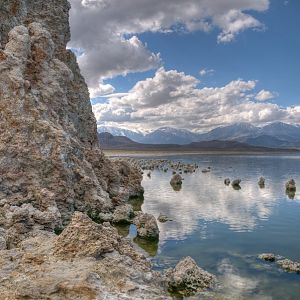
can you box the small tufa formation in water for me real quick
[258,253,300,274]
[113,158,199,174]
[224,178,230,185]
[158,214,172,223]
[133,212,159,241]
[165,256,216,297]
[231,179,241,189]
[170,174,183,191]
[285,179,296,199]
[286,179,296,192]
[258,177,265,188]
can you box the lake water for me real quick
[121,154,300,299]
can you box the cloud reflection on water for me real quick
[141,156,300,244]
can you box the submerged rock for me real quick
[258,253,300,274]
[134,212,159,241]
[277,259,300,274]
[165,256,216,297]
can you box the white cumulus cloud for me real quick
[92,68,300,132]
[69,0,269,91]
[255,89,276,101]
[199,68,215,76]
[89,82,115,98]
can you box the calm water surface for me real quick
[124,154,300,299]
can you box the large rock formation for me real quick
[0,1,216,299]
[0,0,143,247]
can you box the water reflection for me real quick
[286,190,296,200]
[133,236,158,257]
[217,258,259,297]
[128,194,144,211]
[141,155,300,243]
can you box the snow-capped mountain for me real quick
[142,127,200,144]
[97,126,144,142]
[98,122,300,148]
[259,122,300,141]
[197,122,259,141]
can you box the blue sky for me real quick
[69,0,300,132]
[104,0,299,107]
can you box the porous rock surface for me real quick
[0,0,143,248]
[165,256,216,297]
[134,212,160,241]
[285,179,296,191]
[0,212,168,299]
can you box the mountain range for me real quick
[98,122,300,149]
[98,132,291,152]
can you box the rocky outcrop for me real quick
[134,212,159,241]
[0,0,143,247]
[165,256,215,297]
[112,204,134,224]
[0,212,168,299]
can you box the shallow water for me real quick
[123,154,300,299]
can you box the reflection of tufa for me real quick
[258,177,265,188]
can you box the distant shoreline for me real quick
[104,149,300,157]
